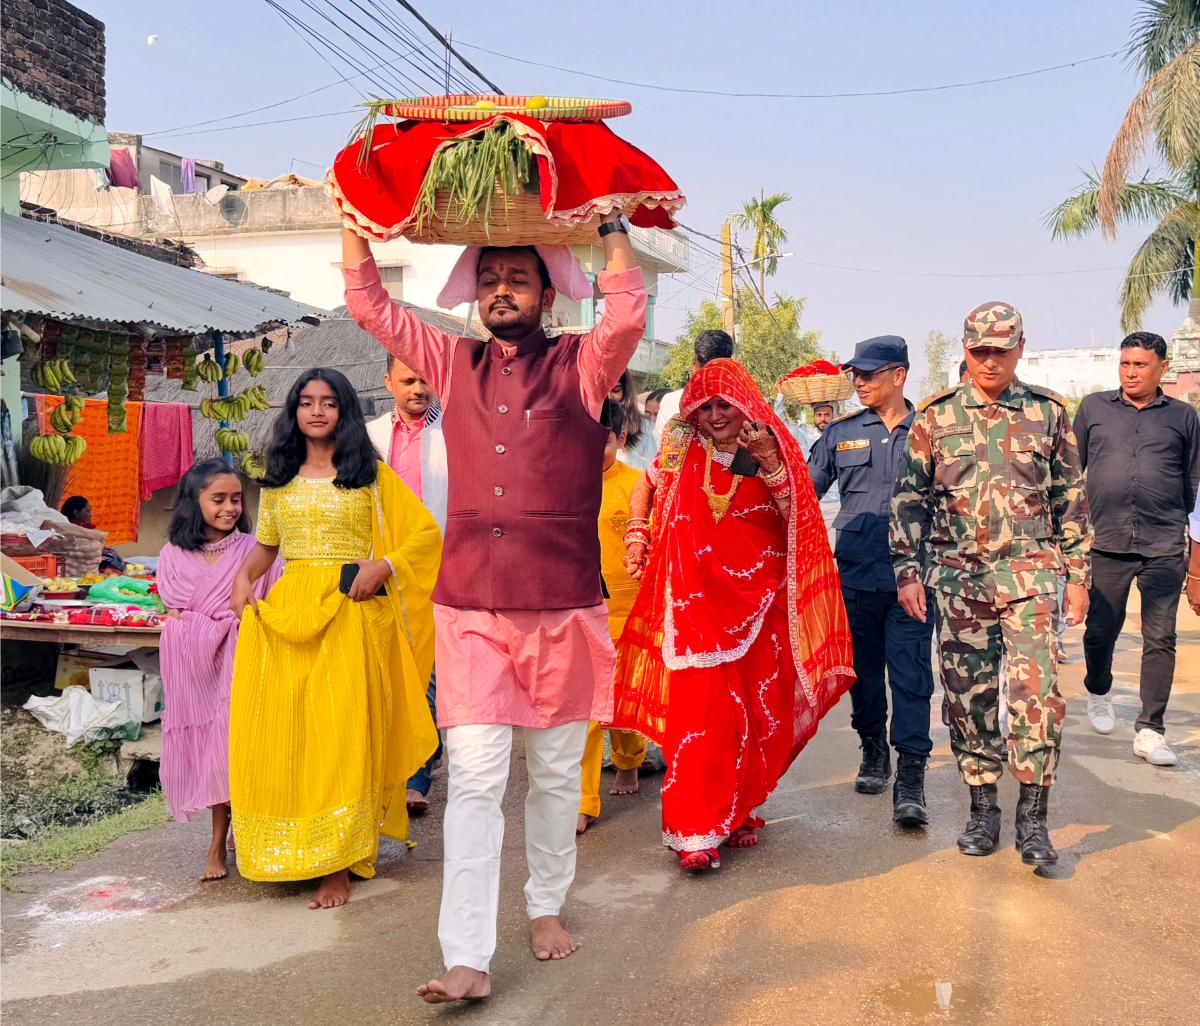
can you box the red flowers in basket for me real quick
[782,359,842,380]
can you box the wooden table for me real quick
[1,619,161,648]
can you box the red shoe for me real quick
[678,848,720,872]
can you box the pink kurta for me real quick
[387,412,425,500]
[343,256,646,728]
[157,533,279,822]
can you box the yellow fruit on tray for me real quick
[473,100,496,109]
[527,96,548,109]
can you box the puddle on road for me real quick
[880,974,981,1019]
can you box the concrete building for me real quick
[107,132,247,196]
[1017,346,1117,400]
[1007,314,1200,404]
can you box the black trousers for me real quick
[1083,550,1186,733]
[842,586,935,757]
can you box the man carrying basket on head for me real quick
[342,213,645,1003]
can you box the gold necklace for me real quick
[702,437,740,522]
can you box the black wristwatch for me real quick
[597,216,629,238]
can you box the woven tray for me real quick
[779,374,854,405]
[376,94,631,123]
[405,186,642,246]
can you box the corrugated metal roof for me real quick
[0,213,327,335]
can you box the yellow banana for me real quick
[50,406,75,433]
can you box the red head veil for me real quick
[613,359,854,750]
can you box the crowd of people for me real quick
[150,218,1200,1005]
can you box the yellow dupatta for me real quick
[370,461,443,840]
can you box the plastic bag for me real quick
[23,686,139,746]
[87,576,161,609]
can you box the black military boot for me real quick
[854,731,891,794]
[892,753,929,827]
[1014,783,1058,867]
[956,783,1001,855]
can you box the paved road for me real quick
[3,604,1198,1026]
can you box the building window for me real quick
[157,160,182,193]
[378,265,404,300]
[194,174,210,192]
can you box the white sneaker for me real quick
[1087,694,1115,735]
[1133,728,1178,767]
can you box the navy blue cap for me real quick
[841,335,909,372]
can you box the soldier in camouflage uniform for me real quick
[889,301,1092,868]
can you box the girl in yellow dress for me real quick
[229,367,441,909]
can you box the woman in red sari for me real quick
[614,359,854,871]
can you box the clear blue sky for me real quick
[86,0,1182,379]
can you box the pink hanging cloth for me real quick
[140,403,195,499]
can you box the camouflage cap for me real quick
[963,301,1023,350]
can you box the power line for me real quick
[365,0,482,94]
[455,42,1121,99]
[153,109,358,141]
[675,222,1189,283]
[394,1,502,93]
[286,0,426,94]
[264,0,395,97]
[786,256,1194,280]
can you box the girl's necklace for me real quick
[200,531,240,555]
[702,437,740,523]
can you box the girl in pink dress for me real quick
[157,459,278,880]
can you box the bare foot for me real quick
[727,826,760,849]
[199,843,228,882]
[530,915,578,961]
[576,813,593,835]
[308,869,351,909]
[610,768,640,795]
[417,965,491,1004]
[201,803,231,881]
[406,789,430,817]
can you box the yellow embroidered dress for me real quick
[229,464,441,881]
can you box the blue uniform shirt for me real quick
[808,402,915,591]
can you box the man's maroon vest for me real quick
[433,329,608,610]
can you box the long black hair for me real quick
[261,367,378,489]
[168,458,251,550]
[611,370,644,446]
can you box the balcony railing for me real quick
[629,225,690,272]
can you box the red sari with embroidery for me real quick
[612,360,854,854]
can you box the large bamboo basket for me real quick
[404,185,645,246]
[778,373,854,405]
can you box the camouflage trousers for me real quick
[933,591,1064,787]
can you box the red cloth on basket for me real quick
[328,113,684,241]
[140,403,195,499]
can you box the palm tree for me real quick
[731,189,791,299]
[1046,0,1199,331]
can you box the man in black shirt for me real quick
[1073,331,1200,767]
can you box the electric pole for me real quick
[720,221,735,339]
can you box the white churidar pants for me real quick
[438,720,589,973]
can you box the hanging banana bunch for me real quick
[242,348,266,376]
[240,451,266,479]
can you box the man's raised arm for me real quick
[578,213,649,416]
[341,228,455,398]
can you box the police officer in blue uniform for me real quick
[808,336,934,827]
